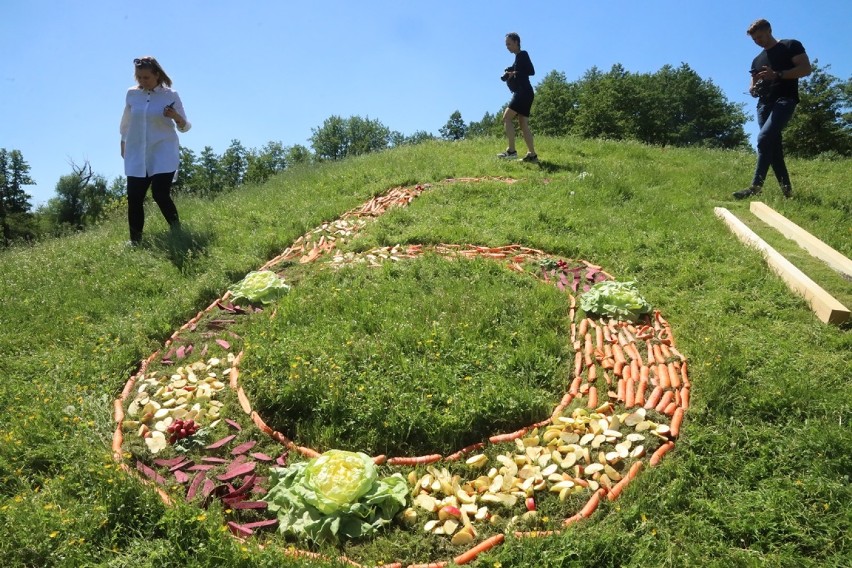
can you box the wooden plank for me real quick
[750,201,852,279]
[715,207,850,325]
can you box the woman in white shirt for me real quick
[119,56,191,245]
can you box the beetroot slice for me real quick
[242,518,278,530]
[251,452,273,462]
[201,457,229,464]
[173,470,190,484]
[217,461,256,481]
[187,464,216,471]
[153,456,186,467]
[136,461,167,486]
[225,419,242,431]
[186,471,207,500]
[201,479,216,498]
[227,522,253,538]
[231,440,257,455]
[216,339,231,350]
[169,459,193,472]
[229,500,268,510]
[205,434,237,450]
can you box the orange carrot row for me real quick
[453,534,505,565]
[387,454,443,466]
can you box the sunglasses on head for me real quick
[133,58,153,67]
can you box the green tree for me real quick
[49,161,109,229]
[466,111,502,138]
[173,146,198,194]
[785,61,852,158]
[310,115,390,160]
[284,144,312,166]
[220,139,248,188]
[196,146,223,196]
[439,110,468,141]
[244,141,289,185]
[0,148,36,244]
[529,71,577,136]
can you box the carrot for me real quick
[372,454,387,465]
[111,428,123,455]
[236,387,252,414]
[630,359,640,381]
[601,357,615,370]
[653,344,665,364]
[680,387,690,411]
[271,430,293,447]
[603,370,613,386]
[649,441,675,466]
[644,385,663,409]
[663,401,677,416]
[579,488,606,518]
[680,360,691,388]
[640,364,650,383]
[607,475,631,501]
[295,446,321,459]
[655,390,674,413]
[250,411,273,435]
[668,362,680,388]
[574,351,583,378]
[635,379,647,406]
[587,364,597,382]
[627,460,643,480]
[613,360,626,377]
[612,343,626,365]
[489,429,528,444]
[670,407,685,437]
[560,392,574,406]
[660,343,672,360]
[587,386,598,409]
[595,325,604,351]
[113,399,125,424]
[453,534,505,565]
[579,318,589,338]
[604,342,613,359]
[570,322,577,343]
[387,454,442,466]
[120,377,137,402]
[646,342,656,365]
[229,366,239,388]
[657,363,671,389]
[616,379,626,402]
[562,513,583,526]
[568,308,576,324]
[625,377,636,408]
[569,375,582,396]
[674,389,682,407]
[551,404,566,420]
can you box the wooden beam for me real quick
[715,207,850,325]
[750,201,852,279]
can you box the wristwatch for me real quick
[777,69,785,79]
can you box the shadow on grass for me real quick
[531,159,582,174]
[149,226,213,272]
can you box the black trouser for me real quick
[127,172,179,242]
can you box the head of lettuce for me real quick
[263,449,408,544]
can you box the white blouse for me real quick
[119,85,191,178]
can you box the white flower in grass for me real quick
[145,431,168,454]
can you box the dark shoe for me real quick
[521,152,539,163]
[780,184,793,198]
[732,185,762,199]
[497,149,518,159]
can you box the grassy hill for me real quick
[0,136,849,567]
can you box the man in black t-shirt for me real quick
[733,19,812,199]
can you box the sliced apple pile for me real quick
[122,354,236,453]
[407,404,670,540]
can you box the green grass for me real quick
[1,137,850,567]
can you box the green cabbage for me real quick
[228,270,290,304]
[263,450,408,543]
[579,280,651,322]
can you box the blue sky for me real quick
[2,0,850,206]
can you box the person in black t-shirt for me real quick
[734,19,811,199]
[497,32,538,163]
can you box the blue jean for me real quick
[752,97,797,187]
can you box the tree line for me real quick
[2,61,848,247]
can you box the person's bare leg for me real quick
[503,108,518,152]
[518,115,536,156]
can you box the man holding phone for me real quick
[734,19,811,199]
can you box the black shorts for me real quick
[509,89,534,117]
